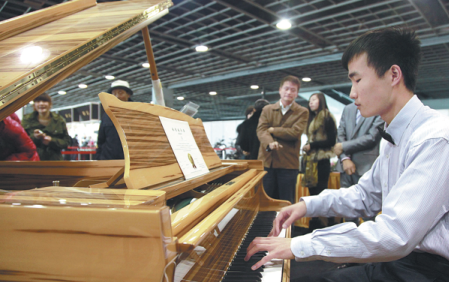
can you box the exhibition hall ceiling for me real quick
[1,0,449,121]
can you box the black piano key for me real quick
[222,211,277,282]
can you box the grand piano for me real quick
[0,1,292,281]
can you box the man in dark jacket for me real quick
[237,99,269,160]
[96,80,133,160]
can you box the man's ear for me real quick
[390,64,402,87]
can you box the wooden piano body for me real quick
[0,0,172,190]
[0,92,292,281]
[0,1,292,281]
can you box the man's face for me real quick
[112,88,131,102]
[348,53,392,118]
[279,81,299,106]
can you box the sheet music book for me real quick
[159,116,210,179]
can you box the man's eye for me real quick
[356,79,361,83]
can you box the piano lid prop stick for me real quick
[141,26,165,106]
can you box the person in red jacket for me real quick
[0,113,40,161]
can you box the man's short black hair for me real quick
[279,75,301,90]
[342,28,421,92]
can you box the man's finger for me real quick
[268,220,279,237]
[245,239,263,261]
[282,216,295,229]
[251,254,273,271]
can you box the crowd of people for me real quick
[1,26,447,282]
[0,80,133,162]
[242,27,449,282]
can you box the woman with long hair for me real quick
[302,92,337,196]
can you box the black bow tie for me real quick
[377,125,395,145]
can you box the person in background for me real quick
[257,75,309,204]
[334,102,383,224]
[235,105,255,159]
[237,99,270,160]
[96,80,133,160]
[72,134,79,147]
[302,92,337,229]
[22,93,71,160]
[245,27,449,282]
[69,134,80,160]
[0,113,40,161]
[302,93,337,196]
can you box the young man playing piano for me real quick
[245,27,449,282]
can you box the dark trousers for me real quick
[292,252,449,282]
[307,159,332,228]
[263,168,298,204]
[340,171,361,188]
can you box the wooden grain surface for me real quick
[177,171,265,252]
[0,0,172,121]
[99,92,222,189]
[171,169,258,237]
[0,204,175,281]
[0,0,96,41]
[0,160,124,190]
[0,186,166,208]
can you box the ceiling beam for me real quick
[168,53,342,88]
[215,0,332,48]
[168,34,449,89]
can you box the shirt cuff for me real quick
[341,157,351,162]
[301,196,320,217]
[291,233,315,260]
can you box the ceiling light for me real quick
[250,85,259,89]
[276,19,292,30]
[105,75,115,80]
[142,63,150,68]
[302,77,312,82]
[58,90,67,95]
[177,96,185,100]
[209,91,217,95]
[195,45,209,52]
[78,84,88,89]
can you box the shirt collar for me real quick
[385,95,422,145]
[280,100,293,111]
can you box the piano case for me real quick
[0,0,291,281]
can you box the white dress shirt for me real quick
[280,100,292,115]
[292,95,449,262]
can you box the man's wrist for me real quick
[341,157,351,162]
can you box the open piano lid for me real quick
[0,0,173,121]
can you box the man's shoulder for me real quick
[263,102,278,110]
[409,107,449,143]
[290,102,308,113]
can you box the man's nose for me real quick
[349,86,357,99]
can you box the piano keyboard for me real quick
[175,210,286,282]
[222,211,277,282]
